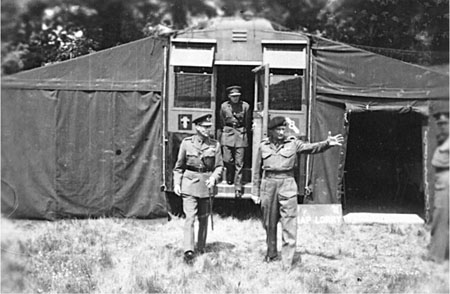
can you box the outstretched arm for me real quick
[295,131,344,154]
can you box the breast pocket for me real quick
[186,150,200,166]
[279,148,296,169]
[202,148,216,157]
[261,151,276,168]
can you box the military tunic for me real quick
[219,100,251,191]
[253,136,331,266]
[219,100,251,147]
[173,135,224,252]
[429,138,449,262]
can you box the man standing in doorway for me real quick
[428,111,449,263]
[251,116,344,268]
[173,114,223,264]
[219,85,251,198]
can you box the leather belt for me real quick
[186,165,213,173]
[263,170,294,178]
[225,123,243,128]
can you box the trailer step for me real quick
[215,182,253,199]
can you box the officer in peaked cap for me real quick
[192,113,213,126]
[251,116,344,268]
[227,85,241,96]
[173,113,223,264]
[219,85,251,198]
[427,110,449,263]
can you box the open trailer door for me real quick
[251,60,308,198]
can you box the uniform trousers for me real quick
[429,170,449,262]
[182,195,212,252]
[260,176,298,266]
[222,146,245,191]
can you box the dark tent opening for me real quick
[343,111,425,217]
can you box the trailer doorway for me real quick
[343,111,425,216]
[215,65,255,183]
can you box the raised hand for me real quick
[327,131,344,146]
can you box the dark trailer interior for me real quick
[215,65,255,183]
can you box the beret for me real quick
[268,116,287,130]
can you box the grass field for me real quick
[1,210,449,293]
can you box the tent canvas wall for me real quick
[2,37,168,219]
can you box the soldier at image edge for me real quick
[427,110,449,263]
[251,116,344,268]
[218,85,251,198]
[173,113,224,265]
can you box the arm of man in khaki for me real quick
[295,131,344,153]
[173,140,187,196]
[251,145,263,204]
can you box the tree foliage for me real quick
[1,0,448,75]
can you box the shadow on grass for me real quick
[213,199,261,220]
[300,249,338,260]
[168,242,236,257]
[205,241,236,252]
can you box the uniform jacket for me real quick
[173,135,224,198]
[219,100,251,147]
[252,137,331,197]
[432,138,449,208]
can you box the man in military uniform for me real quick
[251,116,344,267]
[219,85,251,198]
[173,114,224,264]
[428,111,449,263]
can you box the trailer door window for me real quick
[269,71,303,111]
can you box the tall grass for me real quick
[1,216,448,293]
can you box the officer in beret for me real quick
[173,114,224,264]
[251,116,344,267]
[427,111,449,263]
[219,85,251,198]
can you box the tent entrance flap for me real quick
[345,102,429,115]
[343,111,425,216]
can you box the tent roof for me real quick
[1,16,448,100]
[311,35,449,99]
[2,37,167,92]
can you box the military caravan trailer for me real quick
[2,15,448,220]
[164,17,311,200]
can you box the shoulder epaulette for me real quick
[183,136,194,142]
[261,138,270,144]
[287,135,297,141]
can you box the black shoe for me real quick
[235,190,242,199]
[227,180,234,185]
[184,251,195,264]
[263,255,280,263]
[197,248,206,255]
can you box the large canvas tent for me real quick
[2,22,448,220]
